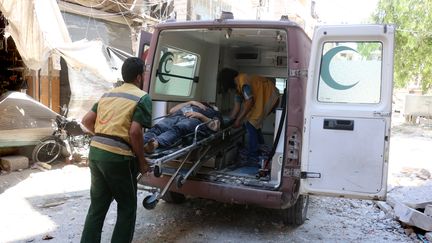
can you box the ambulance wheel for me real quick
[162,191,186,204]
[175,175,184,188]
[153,165,162,177]
[142,194,159,210]
[282,195,309,226]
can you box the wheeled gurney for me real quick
[140,118,237,209]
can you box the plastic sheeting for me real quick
[0,0,70,70]
[0,0,133,122]
[0,0,124,82]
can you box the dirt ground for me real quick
[0,111,431,242]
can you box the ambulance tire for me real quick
[282,195,309,226]
[161,191,186,204]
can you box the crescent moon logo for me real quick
[98,110,114,125]
[158,52,174,83]
[321,46,359,90]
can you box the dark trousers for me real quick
[81,158,138,243]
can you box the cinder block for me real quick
[0,155,29,172]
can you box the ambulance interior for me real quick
[147,27,290,188]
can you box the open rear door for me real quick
[138,30,153,63]
[300,25,395,200]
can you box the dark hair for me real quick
[121,57,144,83]
[218,68,238,92]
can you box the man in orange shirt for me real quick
[218,68,279,164]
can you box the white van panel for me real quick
[301,25,395,200]
[307,116,385,193]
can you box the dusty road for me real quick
[0,115,430,242]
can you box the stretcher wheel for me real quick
[175,175,184,188]
[143,194,159,210]
[153,165,162,177]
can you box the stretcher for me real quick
[140,118,236,209]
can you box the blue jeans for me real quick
[144,114,204,148]
[244,121,264,162]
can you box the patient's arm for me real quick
[170,101,207,113]
[185,111,220,131]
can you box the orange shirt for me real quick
[235,73,279,129]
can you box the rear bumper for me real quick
[140,175,287,209]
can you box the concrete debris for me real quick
[425,205,432,217]
[394,202,432,231]
[400,167,431,180]
[404,227,414,236]
[387,184,432,209]
[42,234,53,240]
[417,169,431,180]
[425,232,432,241]
[375,201,394,216]
[40,200,66,208]
[31,162,52,171]
[36,162,52,170]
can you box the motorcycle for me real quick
[32,105,91,164]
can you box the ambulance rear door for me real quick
[300,25,395,200]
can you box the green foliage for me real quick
[357,42,382,60]
[373,0,432,91]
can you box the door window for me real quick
[317,42,383,104]
[155,47,199,97]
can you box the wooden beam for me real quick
[39,75,50,107]
[51,74,60,113]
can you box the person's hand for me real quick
[140,163,152,175]
[185,111,203,120]
[139,158,152,175]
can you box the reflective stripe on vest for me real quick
[101,92,142,102]
[91,135,133,156]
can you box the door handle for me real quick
[323,119,354,131]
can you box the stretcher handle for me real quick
[193,119,218,143]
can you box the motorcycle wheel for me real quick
[32,136,62,164]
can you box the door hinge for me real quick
[283,167,301,178]
[289,69,308,78]
[283,168,321,179]
[300,172,321,179]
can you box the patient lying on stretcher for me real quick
[143,101,223,154]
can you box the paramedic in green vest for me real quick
[80,57,152,243]
[218,68,279,164]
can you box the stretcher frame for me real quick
[141,119,234,209]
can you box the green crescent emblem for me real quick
[321,46,359,90]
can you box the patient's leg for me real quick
[156,117,201,148]
[143,115,181,144]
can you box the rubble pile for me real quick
[377,167,432,242]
